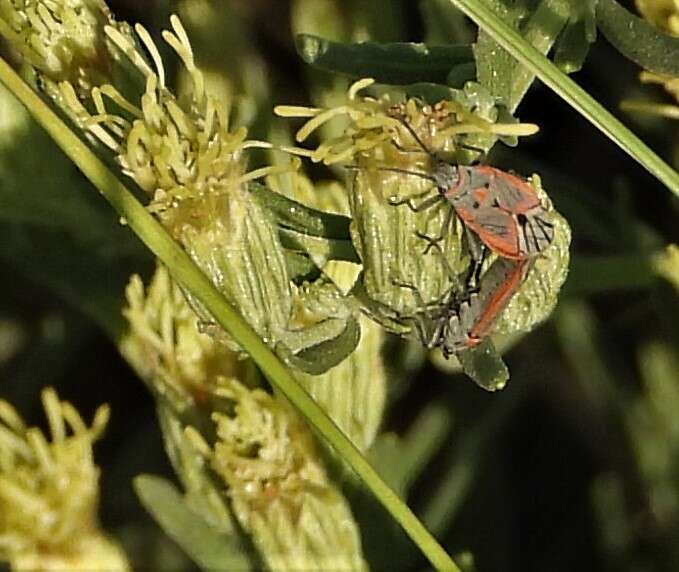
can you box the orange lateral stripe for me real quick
[469,260,529,339]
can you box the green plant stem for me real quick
[447,0,679,198]
[0,57,459,572]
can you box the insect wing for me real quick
[441,258,529,356]
[478,166,540,213]
[456,205,521,259]
[517,208,555,257]
[468,259,530,341]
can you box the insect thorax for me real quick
[440,292,481,356]
[432,161,459,193]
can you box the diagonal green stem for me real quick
[0,56,458,572]
[448,0,679,197]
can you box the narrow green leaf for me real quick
[404,82,461,104]
[457,339,510,391]
[449,0,679,197]
[553,0,598,73]
[279,229,360,264]
[475,0,570,111]
[596,0,679,77]
[277,316,362,375]
[134,475,253,571]
[249,182,352,240]
[554,17,592,73]
[0,55,459,572]
[295,33,475,85]
[446,62,478,87]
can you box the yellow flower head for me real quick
[631,0,679,113]
[121,265,255,411]
[0,0,119,96]
[0,388,128,570]
[187,379,367,571]
[56,14,286,230]
[275,77,539,167]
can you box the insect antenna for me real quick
[397,118,435,156]
[345,164,437,183]
[397,116,487,163]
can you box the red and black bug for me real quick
[442,257,529,355]
[385,119,555,262]
[397,257,530,357]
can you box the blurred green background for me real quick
[1,0,679,570]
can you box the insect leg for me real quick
[391,278,457,314]
[456,142,487,164]
[413,204,456,256]
[388,191,443,212]
[391,278,424,303]
[461,227,488,291]
[466,245,488,292]
[390,279,458,350]
[413,240,463,292]
[411,312,447,349]
[390,138,428,156]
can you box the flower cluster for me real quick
[58,14,266,222]
[39,12,356,371]
[122,262,369,571]
[275,78,538,166]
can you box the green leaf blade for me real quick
[295,33,476,85]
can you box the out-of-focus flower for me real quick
[629,341,679,526]
[623,0,679,118]
[123,264,367,570]
[0,388,128,571]
[0,0,131,99]
[636,0,679,35]
[654,243,679,292]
